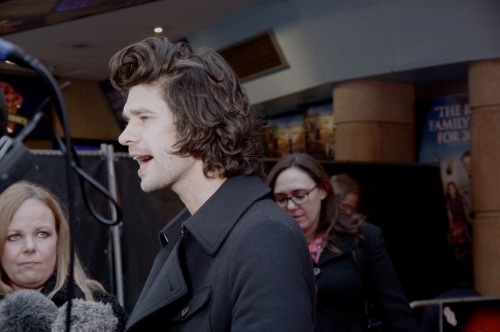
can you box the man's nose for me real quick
[118,124,136,146]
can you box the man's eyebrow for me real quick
[122,108,153,121]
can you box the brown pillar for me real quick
[468,59,500,295]
[333,81,415,162]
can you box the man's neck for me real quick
[173,162,227,214]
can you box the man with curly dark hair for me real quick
[109,36,315,331]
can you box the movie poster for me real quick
[305,102,334,159]
[418,94,472,284]
[263,112,305,158]
[0,75,52,139]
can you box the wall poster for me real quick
[0,74,52,139]
[263,111,305,158]
[418,94,473,285]
[305,102,334,159]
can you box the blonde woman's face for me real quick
[1,199,57,291]
[273,167,327,242]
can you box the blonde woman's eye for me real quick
[7,234,20,241]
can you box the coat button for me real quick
[181,305,190,318]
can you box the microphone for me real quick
[0,38,42,69]
[0,38,18,62]
[0,289,119,332]
[52,298,118,332]
[0,289,58,332]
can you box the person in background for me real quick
[330,173,361,216]
[460,150,472,180]
[266,153,418,332]
[109,36,315,331]
[445,181,472,247]
[0,180,128,332]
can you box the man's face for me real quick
[118,83,196,193]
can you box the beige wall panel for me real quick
[55,78,120,141]
[473,216,500,295]
[333,81,414,124]
[469,59,500,108]
[381,123,415,162]
[470,108,500,211]
[334,122,382,161]
[25,139,53,150]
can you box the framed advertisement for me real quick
[263,111,305,158]
[305,101,334,159]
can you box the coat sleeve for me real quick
[361,223,418,331]
[228,213,316,332]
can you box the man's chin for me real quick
[140,181,154,193]
[140,180,171,193]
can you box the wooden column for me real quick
[468,59,500,295]
[333,81,415,162]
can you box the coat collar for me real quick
[128,175,270,329]
[159,175,270,255]
[318,233,360,264]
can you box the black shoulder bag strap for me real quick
[352,244,384,331]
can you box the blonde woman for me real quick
[0,181,128,331]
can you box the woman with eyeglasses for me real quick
[266,153,417,332]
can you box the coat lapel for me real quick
[126,176,271,329]
[127,215,189,328]
[319,234,358,265]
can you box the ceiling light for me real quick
[153,26,163,34]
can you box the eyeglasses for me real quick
[274,184,318,208]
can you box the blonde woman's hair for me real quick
[0,181,105,300]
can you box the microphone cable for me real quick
[16,83,122,226]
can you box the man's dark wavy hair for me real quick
[109,36,264,178]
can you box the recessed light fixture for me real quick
[153,26,163,34]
